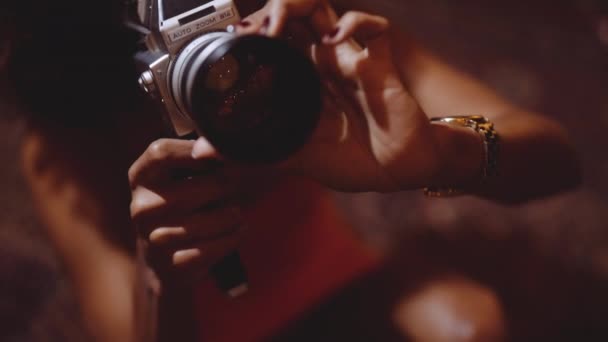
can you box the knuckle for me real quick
[147,139,171,160]
[343,10,364,22]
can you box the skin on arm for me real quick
[330,0,582,201]
[242,0,581,203]
[387,33,582,203]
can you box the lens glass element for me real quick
[188,35,322,163]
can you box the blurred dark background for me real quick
[1,0,607,340]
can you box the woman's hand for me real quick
[129,137,245,282]
[235,1,442,192]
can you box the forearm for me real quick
[468,112,580,203]
[427,111,581,203]
[389,29,581,202]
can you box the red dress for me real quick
[194,180,381,341]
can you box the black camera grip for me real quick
[210,250,248,297]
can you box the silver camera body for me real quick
[134,0,242,137]
[130,0,322,164]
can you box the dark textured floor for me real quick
[1,0,608,341]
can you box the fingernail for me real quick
[192,138,214,159]
[173,248,202,266]
[238,20,251,28]
[322,27,340,43]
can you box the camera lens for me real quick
[171,34,321,163]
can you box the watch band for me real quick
[424,115,499,197]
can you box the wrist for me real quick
[428,120,485,189]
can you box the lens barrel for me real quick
[171,33,322,163]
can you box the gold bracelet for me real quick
[423,115,499,197]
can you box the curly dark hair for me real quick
[2,0,142,125]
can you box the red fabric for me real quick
[195,180,380,341]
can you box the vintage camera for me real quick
[130,0,322,163]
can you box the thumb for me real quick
[321,11,390,57]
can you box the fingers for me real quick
[147,206,242,245]
[236,0,336,38]
[130,136,246,281]
[130,136,244,229]
[130,170,239,225]
[236,3,391,67]
[264,0,288,37]
[317,11,396,84]
[321,11,389,48]
[147,224,243,280]
[171,231,241,270]
[234,10,267,35]
[321,11,392,66]
[261,0,325,37]
[139,193,244,280]
[128,137,221,187]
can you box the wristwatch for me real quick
[423,115,499,197]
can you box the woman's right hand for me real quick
[235,1,444,193]
[128,137,245,282]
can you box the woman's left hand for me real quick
[231,1,441,192]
